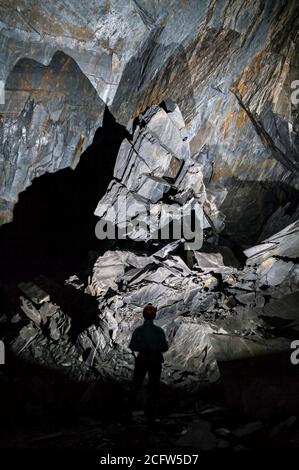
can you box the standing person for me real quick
[129,304,168,425]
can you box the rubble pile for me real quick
[83,218,299,386]
[2,216,298,397]
[6,287,89,381]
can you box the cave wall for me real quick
[0,0,298,242]
[0,51,104,224]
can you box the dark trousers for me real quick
[130,353,162,420]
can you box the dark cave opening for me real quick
[0,106,130,285]
[219,179,299,246]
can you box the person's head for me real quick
[143,303,157,320]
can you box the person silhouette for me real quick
[129,304,168,424]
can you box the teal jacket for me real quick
[129,319,168,362]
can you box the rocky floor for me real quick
[2,378,299,451]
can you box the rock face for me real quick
[0,0,298,243]
[0,52,104,223]
[94,102,225,246]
